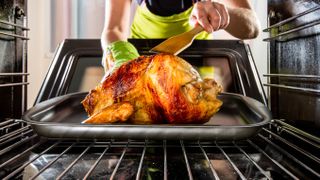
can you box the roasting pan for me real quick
[23,92,271,140]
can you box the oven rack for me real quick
[0,20,29,40]
[263,5,320,41]
[0,17,29,118]
[264,73,320,95]
[0,119,319,179]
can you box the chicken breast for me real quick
[82,53,222,124]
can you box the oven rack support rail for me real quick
[0,119,319,179]
[263,5,320,42]
[0,20,29,40]
[263,74,320,95]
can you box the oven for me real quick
[1,0,320,179]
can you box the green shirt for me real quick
[130,6,212,40]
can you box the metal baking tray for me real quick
[23,92,271,140]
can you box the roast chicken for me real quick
[82,53,222,124]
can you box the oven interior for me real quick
[1,39,319,180]
[1,0,320,179]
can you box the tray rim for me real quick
[23,92,272,128]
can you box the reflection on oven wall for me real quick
[68,57,104,93]
[27,0,268,108]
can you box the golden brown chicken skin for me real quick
[82,54,222,124]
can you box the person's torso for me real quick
[131,0,211,39]
[136,0,200,16]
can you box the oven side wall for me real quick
[268,0,320,127]
[0,0,27,120]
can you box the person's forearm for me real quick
[225,7,260,39]
[101,0,131,50]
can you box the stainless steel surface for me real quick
[82,143,111,179]
[215,142,246,180]
[22,15,28,114]
[181,140,193,180]
[264,73,320,79]
[247,139,299,179]
[0,82,29,88]
[266,0,320,128]
[0,125,30,141]
[3,142,59,180]
[23,92,271,140]
[0,134,37,156]
[136,140,147,180]
[198,142,220,180]
[263,19,320,41]
[244,43,267,105]
[55,143,92,180]
[264,83,320,94]
[0,31,29,40]
[0,20,29,30]
[275,120,320,143]
[0,142,41,169]
[1,120,319,179]
[0,0,29,120]
[233,142,271,179]
[265,1,320,41]
[258,132,320,177]
[263,5,320,32]
[163,140,167,180]
[110,142,129,180]
[28,143,76,180]
[264,126,320,164]
[0,72,29,76]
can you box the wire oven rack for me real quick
[0,18,29,118]
[263,4,320,97]
[0,119,319,180]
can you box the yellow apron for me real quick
[130,6,212,40]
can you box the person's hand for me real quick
[102,41,140,73]
[189,1,230,33]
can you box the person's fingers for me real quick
[189,15,197,27]
[198,15,213,33]
[207,6,221,31]
[213,2,230,29]
[191,3,213,32]
[190,1,230,33]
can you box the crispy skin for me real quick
[82,102,134,124]
[82,54,222,124]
